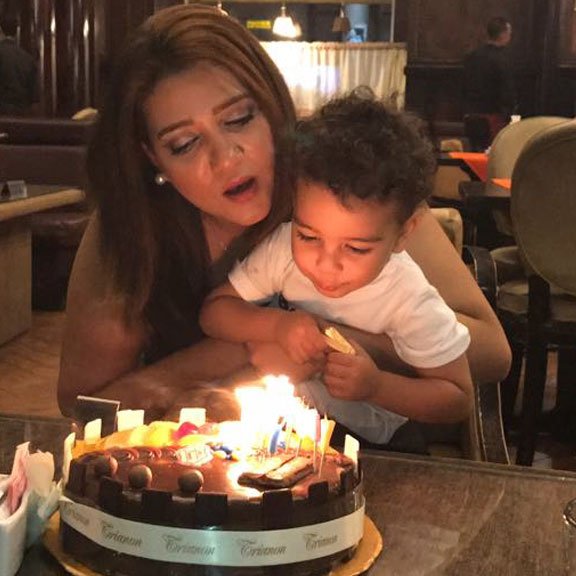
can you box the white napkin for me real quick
[0,442,61,545]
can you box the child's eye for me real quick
[347,245,371,255]
[296,230,317,242]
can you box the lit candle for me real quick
[318,416,335,475]
[268,424,282,454]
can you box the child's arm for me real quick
[323,342,473,423]
[200,282,327,364]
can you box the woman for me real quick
[57,4,510,419]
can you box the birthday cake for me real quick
[59,382,365,576]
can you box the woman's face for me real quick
[143,63,275,229]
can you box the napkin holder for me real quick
[0,180,27,200]
[0,479,29,576]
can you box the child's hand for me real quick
[323,340,380,401]
[275,311,327,364]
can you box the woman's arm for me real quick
[57,215,249,419]
[404,206,511,384]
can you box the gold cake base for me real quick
[44,513,382,576]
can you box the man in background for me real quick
[0,14,38,115]
[462,16,516,151]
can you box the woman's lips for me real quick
[224,177,256,202]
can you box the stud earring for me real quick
[155,173,167,186]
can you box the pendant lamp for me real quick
[273,3,298,38]
[332,4,351,34]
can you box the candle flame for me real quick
[234,374,324,454]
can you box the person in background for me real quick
[462,16,516,151]
[200,91,473,452]
[0,14,38,115]
[57,4,510,422]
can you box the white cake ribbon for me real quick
[59,496,365,566]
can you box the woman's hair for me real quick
[294,89,435,224]
[87,4,295,357]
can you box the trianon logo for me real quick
[237,539,287,557]
[162,535,215,557]
[303,533,338,550]
[100,521,143,548]
[64,503,90,528]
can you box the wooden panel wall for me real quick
[2,0,576,119]
[398,0,575,128]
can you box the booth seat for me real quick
[0,115,94,146]
[0,116,93,310]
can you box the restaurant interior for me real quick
[1,0,576,573]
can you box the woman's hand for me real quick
[323,341,380,401]
[245,341,324,381]
[274,310,327,364]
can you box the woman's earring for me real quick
[155,173,167,186]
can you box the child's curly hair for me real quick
[294,88,436,223]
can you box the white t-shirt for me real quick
[229,222,470,444]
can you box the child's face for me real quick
[292,180,417,298]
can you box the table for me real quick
[2,413,575,576]
[0,185,85,345]
[437,152,489,182]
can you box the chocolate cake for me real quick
[60,428,364,576]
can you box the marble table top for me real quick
[2,412,575,575]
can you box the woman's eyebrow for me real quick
[156,94,250,139]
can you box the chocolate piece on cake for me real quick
[237,453,294,484]
[74,395,120,436]
[257,456,314,488]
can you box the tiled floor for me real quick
[1,311,575,471]
[0,311,64,418]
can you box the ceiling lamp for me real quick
[273,3,298,38]
[332,4,351,34]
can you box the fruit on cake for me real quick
[59,380,364,576]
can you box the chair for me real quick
[457,116,570,251]
[431,143,477,245]
[485,116,569,241]
[427,207,508,463]
[495,120,576,466]
[484,118,571,425]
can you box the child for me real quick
[200,91,473,447]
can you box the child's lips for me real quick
[316,283,341,295]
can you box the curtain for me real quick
[261,41,407,116]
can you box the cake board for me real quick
[43,512,383,576]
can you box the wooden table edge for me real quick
[0,187,85,222]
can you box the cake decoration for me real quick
[127,464,152,489]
